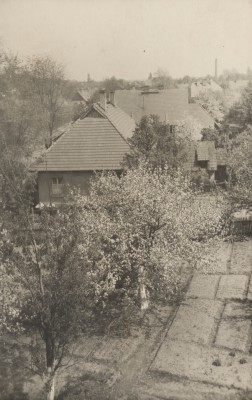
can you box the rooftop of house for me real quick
[197,141,214,161]
[186,141,227,171]
[190,79,223,97]
[89,101,135,140]
[114,89,188,124]
[72,89,91,102]
[33,100,135,172]
[114,89,215,129]
[188,103,215,130]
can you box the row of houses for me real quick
[72,77,249,107]
[33,88,226,205]
[72,80,223,109]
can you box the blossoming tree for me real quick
[0,163,228,399]
[75,164,227,323]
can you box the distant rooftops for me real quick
[114,88,188,124]
[114,88,215,129]
[190,79,223,98]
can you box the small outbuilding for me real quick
[187,141,228,183]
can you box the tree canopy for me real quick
[197,90,225,122]
[152,68,175,89]
[226,126,252,206]
[0,196,102,399]
[226,82,252,127]
[123,115,189,170]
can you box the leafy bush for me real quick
[190,169,216,192]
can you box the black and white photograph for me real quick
[1,0,252,399]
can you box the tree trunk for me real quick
[44,331,56,400]
[45,368,55,400]
[139,266,149,310]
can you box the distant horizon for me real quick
[65,67,251,83]
[2,49,251,83]
[1,0,252,82]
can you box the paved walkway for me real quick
[147,239,252,399]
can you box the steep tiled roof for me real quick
[197,141,211,161]
[188,104,215,129]
[196,141,217,170]
[51,122,74,142]
[90,102,136,140]
[33,118,131,171]
[207,142,217,170]
[185,144,197,170]
[186,141,224,172]
[33,103,135,172]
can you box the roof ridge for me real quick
[32,116,131,172]
[192,102,216,121]
[81,103,105,119]
[86,102,135,144]
[105,105,131,144]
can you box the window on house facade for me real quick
[197,160,208,169]
[51,177,64,196]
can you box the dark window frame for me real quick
[51,177,64,197]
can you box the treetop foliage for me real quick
[201,127,228,148]
[226,82,252,127]
[226,126,252,206]
[123,115,190,170]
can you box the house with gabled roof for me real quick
[32,91,135,204]
[32,88,226,204]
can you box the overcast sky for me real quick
[0,0,252,81]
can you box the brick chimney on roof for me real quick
[109,91,116,106]
[99,89,106,110]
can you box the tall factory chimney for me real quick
[215,58,218,80]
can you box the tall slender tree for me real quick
[27,56,66,145]
[123,115,188,170]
